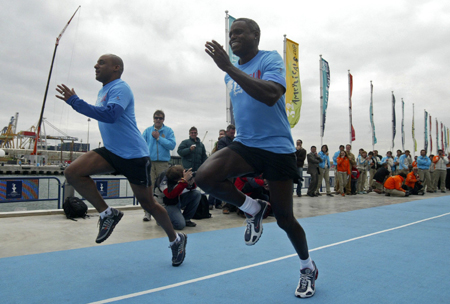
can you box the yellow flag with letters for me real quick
[285,38,302,128]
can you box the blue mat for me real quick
[1,197,449,303]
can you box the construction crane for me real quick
[0,112,19,148]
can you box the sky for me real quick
[1,0,450,158]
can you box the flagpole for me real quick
[283,35,286,64]
[401,98,405,151]
[32,6,81,159]
[412,103,416,158]
[436,118,439,154]
[370,80,374,151]
[319,55,323,146]
[391,91,394,152]
[224,11,230,124]
[348,70,352,144]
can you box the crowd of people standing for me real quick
[294,142,450,198]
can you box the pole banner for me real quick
[321,58,330,136]
[401,99,405,150]
[225,13,238,125]
[285,38,302,128]
[392,93,396,149]
[349,72,355,141]
[370,82,377,145]
[412,104,417,152]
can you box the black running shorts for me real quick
[93,147,152,186]
[227,141,300,181]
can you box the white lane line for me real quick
[89,212,450,304]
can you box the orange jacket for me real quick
[412,161,417,168]
[384,175,405,192]
[405,172,418,188]
[337,157,351,175]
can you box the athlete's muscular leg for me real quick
[64,151,114,212]
[195,147,254,207]
[269,180,310,260]
[130,184,177,242]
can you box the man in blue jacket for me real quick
[417,149,432,192]
[142,110,176,221]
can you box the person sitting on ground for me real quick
[350,166,360,195]
[235,175,269,202]
[405,167,423,195]
[384,173,409,197]
[235,175,271,218]
[372,163,391,194]
[336,150,351,196]
[161,165,201,230]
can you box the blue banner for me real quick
[392,93,396,148]
[321,58,330,136]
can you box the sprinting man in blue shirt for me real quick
[198,18,318,298]
[55,54,186,266]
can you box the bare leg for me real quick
[64,151,114,212]
[269,180,310,260]
[129,183,177,242]
[195,147,255,206]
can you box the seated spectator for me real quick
[235,175,269,201]
[235,175,271,218]
[161,166,201,230]
[372,163,391,194]
[405,167,424,195]
[384,173,409,197]
[350,166,360,195]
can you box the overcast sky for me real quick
[1,0,449,158]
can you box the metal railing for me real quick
[61,177,136,208]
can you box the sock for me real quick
[99,207,112,219]
[170,233,181,246]
[300,257,314,271]
[239,196,261,216]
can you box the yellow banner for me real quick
[285,38,302,128]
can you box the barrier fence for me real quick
[0,175,335,211]
[0,177,136,211]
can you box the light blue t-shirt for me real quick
[224,50,295,154]
[96,79,149,159]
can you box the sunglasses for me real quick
[154,117,164,120]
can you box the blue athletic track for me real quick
[1,196,449,303]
